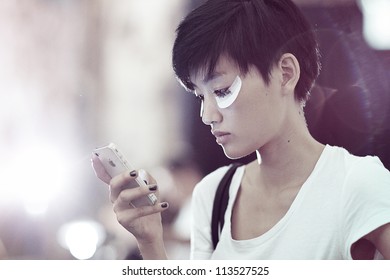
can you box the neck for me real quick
[254,104,324,189]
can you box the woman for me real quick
[92,0,390,259]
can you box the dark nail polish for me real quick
[161,202,169,209]
[129,170,137,177]
[149,185,158,191]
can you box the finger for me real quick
[115,202,169,225]
[113,183,159,208]
[91,154,112,184]
[109,169,140,202]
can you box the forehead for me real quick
[190,55,239,87]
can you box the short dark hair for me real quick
[172,0,321,103]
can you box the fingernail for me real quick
[161,202,169,209]
[149,185,158,191]
[129,170,137,177]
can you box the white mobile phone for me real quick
[93,143,158,208]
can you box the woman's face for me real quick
[190,56,287,159]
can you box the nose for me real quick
[201,95,222,126]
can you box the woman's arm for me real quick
[366,223,390,259]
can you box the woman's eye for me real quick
[214,88,231,98]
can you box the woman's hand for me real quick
[91,154,169,259]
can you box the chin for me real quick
[221,145,253,160]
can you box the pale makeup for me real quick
[197,75,242,117]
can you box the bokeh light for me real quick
[359,0,390,50]
[57,220,106,260]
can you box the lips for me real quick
[211,130,231,144]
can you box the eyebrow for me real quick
[203,71,225,83]
[192,71,226,90]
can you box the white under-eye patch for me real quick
[215,76,242,109]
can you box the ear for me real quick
[279,53,300,93]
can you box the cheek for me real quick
[235,87,265,122]
[225,75,274,132]
[233,90,275,138]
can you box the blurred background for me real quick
[0,0,389,260]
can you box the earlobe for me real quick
[279,53,300,90]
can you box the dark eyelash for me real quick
[214,88,231,98]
